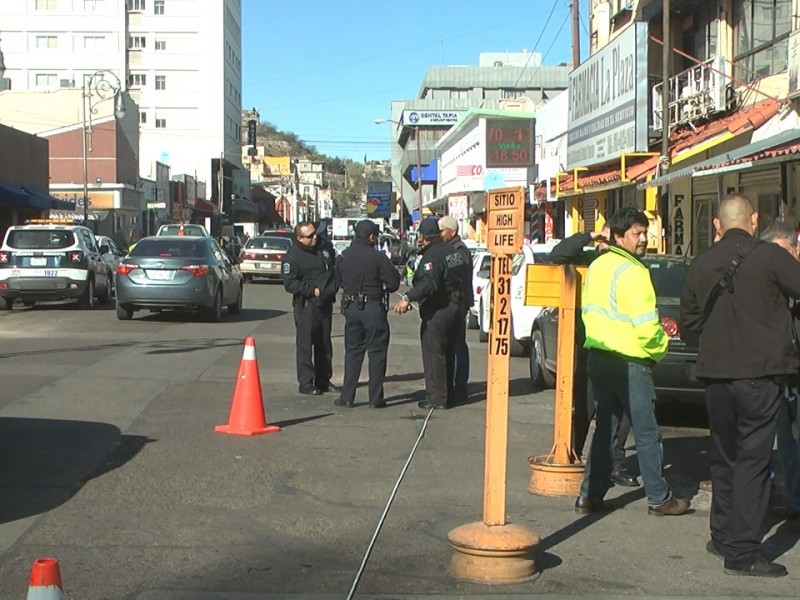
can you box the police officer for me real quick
[393,217,467,410]
[334,220,401,409]
[281,221,340,396]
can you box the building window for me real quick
[128,35,146,50]
[35,0,57,9]
[140,111,147,124]
[127,0,145,10]
[155,40,166,51]
[155,75,166,90]
[155,118,166,128]
[83,36,105,50]
[733,0,791,82]
[154,0,164,14]
[128,73,146,87]
[35,73,57,88]
[35,35,58,49]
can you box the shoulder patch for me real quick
[423,262,433,271]
[322,250,330,259]
[282,263,291,274]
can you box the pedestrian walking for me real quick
[281,221,340,396]
[393,217,467,410]
[334,220,401,409]
[576,207,689,517]
[550,226,638,487]
[438,215,473,404]
[681,195,800,577]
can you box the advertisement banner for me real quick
[566,22,649,169]
[789,30,800,99]
[264,156,291,175]
[402,110,463,127]
[366,181,392,218]
[448,195,469,220]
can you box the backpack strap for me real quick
[702,238,763,321]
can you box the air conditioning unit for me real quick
[59,79,75,88]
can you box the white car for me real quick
[478,241,564,355]
[467,250,491,329]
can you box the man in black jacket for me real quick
[335,220,401,408]
[550,227,637,487]
[282,221,340,396]
[681,194,800,578]
[393,217,466,410]
[439,216,474,403]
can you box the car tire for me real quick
[116,302,134,321]
[0,297,13,310]
[478,301,488,343]
[204,288,223,323]
[228,285,243,315]
[466,310,478,330]
[77,278,95,310]
[98,275,112,305]
[530,329,548,391]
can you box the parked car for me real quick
[239,235,292,282]
[96,235,126,296]
[468,251,491,329]
[0,221,112,309]
[478,241,568,354]
[260,228,294,238]
[115,236,243,322]
[529,254,703,401]
[155,223,210,237]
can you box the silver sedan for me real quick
[115,236,243,322]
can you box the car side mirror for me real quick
[99,244,109,254]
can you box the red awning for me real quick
[193,198,217,213]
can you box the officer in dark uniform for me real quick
[281,221,340,396]
[393,217,468,410]
[334,220,401,409]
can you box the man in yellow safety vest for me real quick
[574,206,690,517]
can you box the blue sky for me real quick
[241,0,588,161]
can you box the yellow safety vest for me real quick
[582,246,667,362]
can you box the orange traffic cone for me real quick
[26,557,65,600]
[215,337,280,436]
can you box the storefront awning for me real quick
[0,182,51,210]
[232,198,259,214]
[23,186,75,210]
[49,210,108,221]
[193,198,218,214]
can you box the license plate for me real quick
[146,270,172,280]
[30,257,47,266]
[43,269,58,277]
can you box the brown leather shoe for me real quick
[648,497,690,516]
[574,495,614,515]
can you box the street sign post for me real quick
[448,186,539,585]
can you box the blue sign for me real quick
[366,181,392,218]
[483,172,506,191]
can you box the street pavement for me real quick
[0,281,797,599]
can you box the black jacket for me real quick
[336,238,401,297]
[281,238,338,307]
[680,228,800,379]
[448,235,474,309]
[550,232,598,265]
[406,238,464,318]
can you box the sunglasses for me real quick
[298,232,317,239]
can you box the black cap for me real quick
[354,219,379,237]
[418,218,440,236]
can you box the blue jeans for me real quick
[777,385,800,512]
[580,351,671,506]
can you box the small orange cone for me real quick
[26,557,65,600]
[215,337,280,436]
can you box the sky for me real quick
[241,0,589,162]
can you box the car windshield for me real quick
[130,239,207,258]
[645,259,689,298]
[6,229,75,249]
[246,236,291,250]
[158,225,206,236]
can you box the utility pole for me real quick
[571,0,580,69]
[660,0,671,252]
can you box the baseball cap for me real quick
[438,216,458,232]
[417,218,440,236]
[354,219,379,237]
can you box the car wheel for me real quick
[478,301,488,343]
[116,301,134,321]
[0,297,13,310]
[204,288,223,323]
[466,309,478,330]
[77,278,95,310]
[98,275,112,305]
[530,329,548,391]
[228,285,243,315]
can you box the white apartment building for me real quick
[0,0,242,196]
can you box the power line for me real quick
[265,84,418,112]
[512,0,561,88]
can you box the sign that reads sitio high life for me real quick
[566,22,649,170]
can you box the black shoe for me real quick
[334,398,353,407]
[417,400,447,410]
[574,495,614,515]
[610,470,639,487]
[320,383,341,394]
[369,402,387,409]
[724,558,788,577]
[299,386,322,396]
[706,540,724,560]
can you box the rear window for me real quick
[130,239,207,259]
[246,236,291,250]
[260,229,293,237]
[6,229,75,249]
[157,225,206,237]
[646,260,689,298]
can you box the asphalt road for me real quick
[0,282,797,599]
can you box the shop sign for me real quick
[402,110,463,127]
[566,22,649,170]
[448,195,468,220]
[51,190,116,210]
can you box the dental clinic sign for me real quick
[566,22,649,170]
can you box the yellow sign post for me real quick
[448,187,540,585]
[525,263,587,496]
